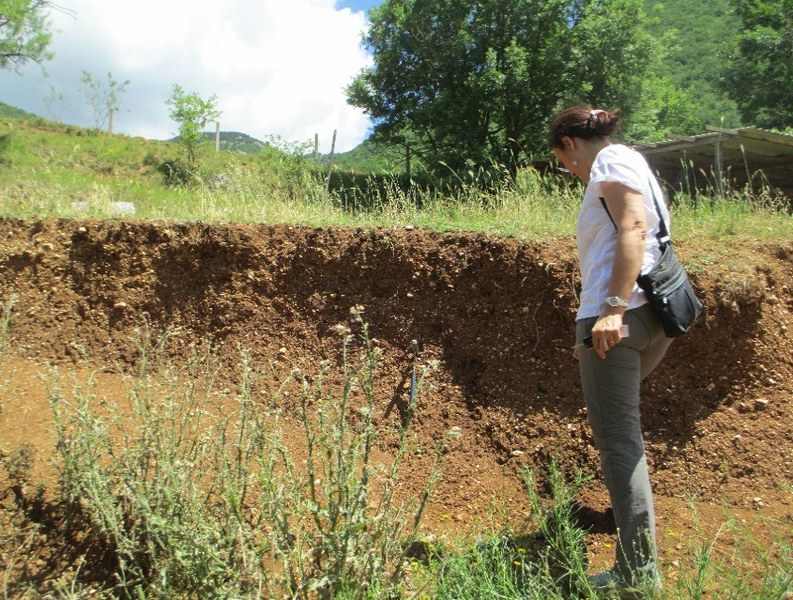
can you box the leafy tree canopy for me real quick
[166,85,221,168]
[0,0,53,70]
[347,0,653,174]
[722,0,793,130]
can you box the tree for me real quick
[165,85,221,168]
[347,0,653,175]
[43,83,63,120]
[722,0,793,130]
[0,0,54,69]
[80,71,130,133]
[625,75,704,142]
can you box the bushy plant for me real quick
[166,85,221,173]
[49,318,441,598]
[258,314,445,599]
[50,328,256,597]
[156,157,196,187]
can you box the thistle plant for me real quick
[258,313,444,599]
[49,318,441,598]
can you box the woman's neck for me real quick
[578,138,614,181]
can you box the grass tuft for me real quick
[48,318,441,598]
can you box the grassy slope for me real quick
[0,116,790,245]
[0,101,38,120]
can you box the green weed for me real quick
[424,460,591,599]
[667,505,792,599]
[48,318,441,598]
[420,463,792,600]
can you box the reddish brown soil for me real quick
[1,218,791,595]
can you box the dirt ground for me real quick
[0,218,791,595]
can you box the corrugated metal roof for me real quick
[632,127,793,198]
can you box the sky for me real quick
[0,0,386,152]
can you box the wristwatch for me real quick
[604,296,630,308]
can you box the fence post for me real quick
[313,133,320,163]
[215,122,221,152]
[325,129,337,192]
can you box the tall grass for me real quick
[1,119,790,244]
[48,318,444,598]
[419,463,792,600]
[424,460,591,599]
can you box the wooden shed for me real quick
[633,126,793,199]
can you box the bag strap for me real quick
[646,180,671,247]
[598,177,671,248]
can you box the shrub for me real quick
[50,318,442,598]
[156,158,196,186]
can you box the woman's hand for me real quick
[590,311,624,359]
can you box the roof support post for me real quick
[714,138,724,197]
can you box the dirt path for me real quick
[1,218,791,593]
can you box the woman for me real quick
[548,106,671,599]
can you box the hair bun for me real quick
[547,105,621,148]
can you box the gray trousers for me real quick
[576,304,672,582]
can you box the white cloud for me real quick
[0,0,372,152]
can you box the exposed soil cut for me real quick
[1,218,791,595]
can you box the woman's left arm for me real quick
[590,181,648,359]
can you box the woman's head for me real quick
[547,106,622,180]
[547,105,621,149]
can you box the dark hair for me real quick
[547,105,622,149]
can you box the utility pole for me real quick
[215,122,221,152]
[325,129,337,193]
[313,133,320,163]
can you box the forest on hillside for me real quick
[642,0,742,130]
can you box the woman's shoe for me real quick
[586,569,662,599]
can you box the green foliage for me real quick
[348,0,653,175]
[165,85,222,171]
[427,461,591,599]
[722,0,793,130]
[626,75,705,142]
[156,157,195,187]
[640,0,742,130]
[0,0,53,70]
[49,321,439,598]
[79,70,130,132]
[319,138,407,174]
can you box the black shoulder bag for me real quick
[599,184,703,338]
